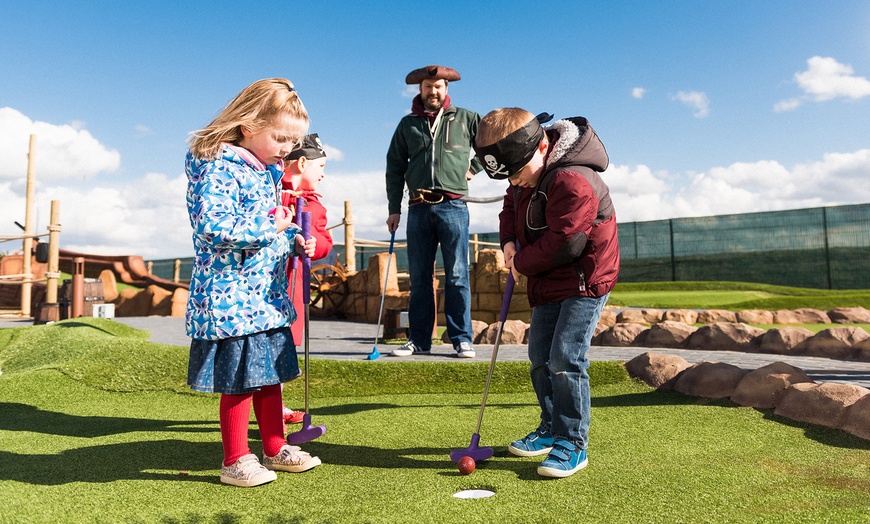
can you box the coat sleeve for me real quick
[385,120,409,215]
[498,185,518,249]
[513,173,597,276]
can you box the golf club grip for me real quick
[499,242,520,322]
[301,211,311,304]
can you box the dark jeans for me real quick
[405,199,472,351]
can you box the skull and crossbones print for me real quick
[484,155,509,178]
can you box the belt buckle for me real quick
[417,189,444,205]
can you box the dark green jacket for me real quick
[385,104,484,215]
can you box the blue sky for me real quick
[2,1,869,259]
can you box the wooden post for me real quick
[173,259,181,282]
[344,200,356,273]
[471,233,479,263]
[45,201,61,303]
[21,134,36,316]
[71,257,84,318]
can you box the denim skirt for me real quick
[187,327,300,394]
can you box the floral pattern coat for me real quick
[185,145,300,341]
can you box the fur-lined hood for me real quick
[544,117,609,173]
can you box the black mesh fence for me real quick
[152,203,870,290]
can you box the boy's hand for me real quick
[503,242,520,282]
[295,234,317,258]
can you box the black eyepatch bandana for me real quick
[474,118,544,180]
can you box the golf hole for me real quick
[453,489,496,499]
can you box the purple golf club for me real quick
[287,210,327,445]
[449,260,517,463]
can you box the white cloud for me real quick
[402,85,418,99]
[0,107,121,183]
[134,124,154,136]
[322,143,345,162]
[631,87,646,99]
[774,56,870,111]
[673,91,710,118]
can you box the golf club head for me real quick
[449,433,493,463]
[286,413,327,444]
[367,347,381,360]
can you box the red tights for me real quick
[219,384,285,466]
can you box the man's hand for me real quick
[386,214,401,233]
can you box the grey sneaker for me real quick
[220,454,277,487]
[391,340,431,357]
[263,444,321,473]
[456,341,475,358]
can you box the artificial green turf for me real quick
[1,319,869,523]
[609,281,870,310]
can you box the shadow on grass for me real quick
[761,411,870,450]
[0,402,215,438]
[55,321,120,337]
[0,439,223,485]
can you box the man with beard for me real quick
[385,65,483,358]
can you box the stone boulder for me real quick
[793,326,870,360]
[841,394,870,441]
[598,308,617,327]
[662,308,698,324]
[730,362,814,409]
[481,319,527,344]
[597,322,648,347]
[673,361,749,398]
[854,339,870,362]
[774,382,870,429]
[827,307,870,324]
[736,309,774,324]
[697,309,737,323]
[787,308,832,324]
[624,352,691,390]
[635,321,697,348]
[616,309,661,324]
[751,327,814,355]
[685,322,766,351]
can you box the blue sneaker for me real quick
[508,427,554,457]
[537,439,588,478]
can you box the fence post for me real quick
[173,259,181,282]
[669,219,676,282]
[822,207,832,289]
[344,200,356,273]
[21,134,37,316]
[45,200,61,304]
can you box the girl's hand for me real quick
[295,234,316,258]
[273,205,295,233]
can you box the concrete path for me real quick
[3,315,869,389]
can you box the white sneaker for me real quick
[456,341,475,358]
[263,444,321,473]
[220,454,277,487]
[391,340,430,357]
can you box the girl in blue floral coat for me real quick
[185,78,320,487]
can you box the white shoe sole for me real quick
[264,455,321,473]
[456,351,475,358]
[220,469,277,487]
[537,457,588,478]
[508,444,553,457]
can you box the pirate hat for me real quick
[405,65,461,85]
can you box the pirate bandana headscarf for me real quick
[474,117,545,180]
[286,133,326,161]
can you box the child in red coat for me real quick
[280,134,334,424]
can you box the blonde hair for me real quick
[476,107,536,148]
[188,78,309,159]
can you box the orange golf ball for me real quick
[457,456,476,475]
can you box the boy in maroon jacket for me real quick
[475,108,619,478]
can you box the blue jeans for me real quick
[405,199,472,351]
[528,294,609,448]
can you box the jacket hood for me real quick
[545,117,609,173]
[186,144,285,187]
